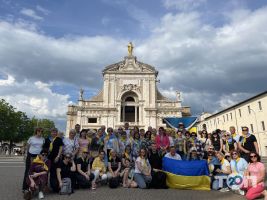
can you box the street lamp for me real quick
[250,108,261,154]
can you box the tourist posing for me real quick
[76,150,95,189]
[238,127,259,162]
[24,150,50,200]
[243,152,267,200]
[134,148,152,189]
[165,146,182,160]
[56,153,76,195]
[43,128,63,193]
[22,128,45,192]
[91,150,108,190]
[229,150,248,195]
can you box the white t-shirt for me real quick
[134,157,150,174]
[164,152,182,160]
[27,136,44,155]
[221,159,230,172]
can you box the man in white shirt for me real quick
[164,146,182,160]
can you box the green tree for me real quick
[0,99,34,152]
[31,117,55,138]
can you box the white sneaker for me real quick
[38,191,44,199]
[219,188,230,192]
[238,189,245,196]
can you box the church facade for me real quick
[66,45,191,135]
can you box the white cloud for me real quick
[0,74,15,86]
[0,77,70,130]
[36,5,50,15]
[20,8,43,20]
[163,0,206,11]
[1,4,267,126]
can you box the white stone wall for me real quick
[197,93,267,156]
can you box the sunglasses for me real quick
[232,152,238,155]
[41,154,47,156]
[65,156,71,159]
[250,155,257,158]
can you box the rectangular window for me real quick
[248,106,251,114]
[230,113,233,120]
[88,118,97,123]
[262,121,266,131]
[239,109,242,117]
[223,116,225,122]
[226,114,228,121]
[259,101,262,110]
[250,124,254,133]
[217,118,219,124]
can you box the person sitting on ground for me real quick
[229,150,248,195]
[120,158,137,188]
[164,146,182,160]
[212,151,231,192]
[56,153,76,195]
[243,152,267,200]
[187,147,200,161]
[122,145,134,169]
[107,149,121,180]
[24,150,50,200]
[134,148,152,189]
[76,150,95,189]
[22,127,45,193]
[91,150,108,190]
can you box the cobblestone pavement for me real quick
[0,156,255,200]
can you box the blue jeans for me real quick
[134,173,152,189]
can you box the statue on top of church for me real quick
[176,90,181,101]
[127,42,134,56]
[79,88,84,100]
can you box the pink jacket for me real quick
[155,135,170,149]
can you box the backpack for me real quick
[59,178,72,195]
[109,177,120,188]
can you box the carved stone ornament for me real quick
[121,84,140,92]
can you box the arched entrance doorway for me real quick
[121,92,139,123]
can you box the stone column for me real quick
[135,106,137,123]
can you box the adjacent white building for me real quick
[66,45,191,135]
[197,91,267,156]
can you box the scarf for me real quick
[220,158,225,165]
[233,158,240,174]
[49,136,58,152]
[124,152,130,159]
[241,133,251,146]
[33,156,48,171]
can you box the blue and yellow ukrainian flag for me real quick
[162,157,211,190]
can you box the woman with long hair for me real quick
[134,148,152,189]
[243,152,267,200]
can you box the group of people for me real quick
[22,122,266,200]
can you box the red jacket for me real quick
[155,135,170,149]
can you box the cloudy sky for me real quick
[0,0,267,131]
